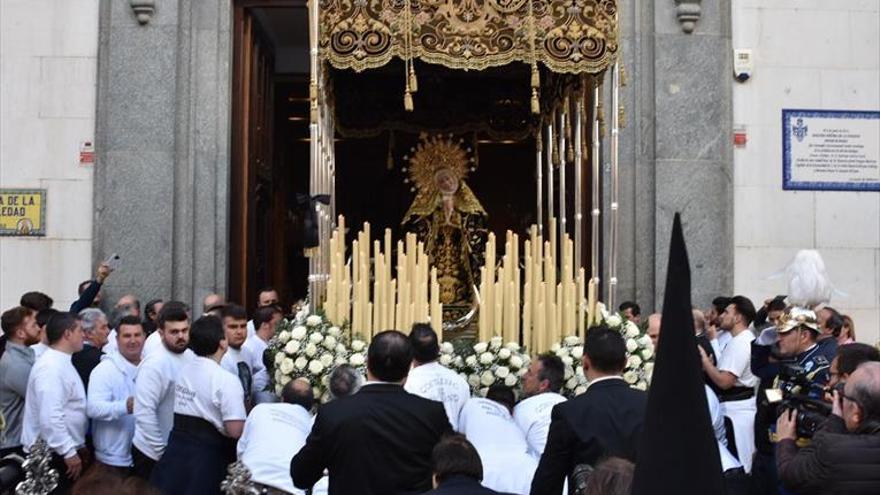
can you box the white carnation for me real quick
[291,326,307,340]
[498,348,511,360]
[627,355,643,369]
[504,374,518,387]
[473,342,488,354]
[441,342,454,354]
[556,347,570,358]
[306,315,322,327]
[467,374,481,389]
[327,326,342,337]
[575,366,585,377]
[304,343,318,357]
[465,355,478,367]
[566,377,578,390]
[495,366,510,378]
[550,343,561,352]
[349,353,365,366]
[564,335,581,346]
[294,357,308,370]
[505,342,521,352]
[308,359,324,375]
[322,335,337,349]
[509,355,524,369]
[335,344,347,353]
[562,356,573,367]
[278,331,292,343]
[320,353,334,367]
[625,322,640,338]
[274,352,285,365]
[479,352,495,365]
[439,354,453,366]
[564,367,573,380]
[480,370,496,386]
[279,374,292,386]
[309,332,324,344]
[280,358,294,375]
[625,339,638,353]
[605,314,622,327]
[284,340,301,355]
[623,370,638,384]
[351,340,366,352]
[571,347,583,359]
[454,356,464,367]
[637,335,652,347]
[574,385,587,396]
[489,336,503,349]
[335,355,347,366]
[641,347,654,360]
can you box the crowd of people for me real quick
[1,261,879,495]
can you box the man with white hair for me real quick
[73,308,111,389]
[459,385,538,494]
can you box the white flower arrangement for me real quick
[267,311,366,403]
[450,336,531,395]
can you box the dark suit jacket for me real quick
[530,377,647,495]
[291,382,452,495]
[72,344,104,390]
[422,475,515,495]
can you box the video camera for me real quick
[766,363,833,438]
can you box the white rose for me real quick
[479,352,495,365]
[505,342,521,352]
[627,355,642,369]
[625,339,638,353]
[625,322,640,338]
[644,362,654,374]
[564,367,573,379]
[596,302,608,319]
[555,347,570,358]
[308,359,324,375]
[278,331,292,343]
[327,326,342,338]
[518,367,528,377]
[439,354,453,366]
[335,344,347,353]
[566,377,578,390]
[280,358,294,375]
[322,335,337,349]
[574,385,587,396]
[498,348,511,360]
[291,326,307,340]
[349,353,365,366]
[623,370,638,384]
[641,347,654,360]
[571,347,583,360]
[304,343,318,357]
[575,365,585,377]
[465,355,478,367]
[279,374,292,386]
[480,371,496,387]
[638,335,652,347]
[605,314,622,327]
[312,387,321,398]
[351,340,366,352]
[504,374,518,387]
[306,315,322,327]
[309,332,324,344]
[562,356,573,367]
[509,355,524,369]
[564,335,581,346]
[473,342,488,354]
[294,357,308,370]
[467,374,481,389]
[320,353,334,367]
[550,343,561,352]
[274,352,285,364]
[489,336,503,349]
[441,342,454,354]
[335,355,347,366]
[454,356,464,367]
[284,340,301,355]
[634,381,648,391]
[495,366,510,379]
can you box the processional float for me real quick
[305,0,623,352]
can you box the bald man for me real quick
[646,314,661,349]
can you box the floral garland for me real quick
[448,336,532,396]
[267,312,367,403]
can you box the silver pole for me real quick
[545,120,554,225]
[590,81,601,285]
[536,125,543,237]
[574,90,583,272]
[558,103,567,249]
[608,63,620,310]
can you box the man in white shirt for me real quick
[151,315,246,494]
[513,354,567,458]
[242,305,282,404]
[459,385,538,494]
[404,323,470,431]
[87,315,145,472]
[132,301,193,480]
[699,295,759,473]
[246,287,280,337]
[239,379,315,494]
[220,304,257,406]
[21,311,89,489]
[141,301,190,359]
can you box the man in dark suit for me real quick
[530,325,648,495]
[291,330,452,495]
[422,434,515,495]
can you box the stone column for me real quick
[93,0,232,310]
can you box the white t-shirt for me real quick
[459,397,538,495]
[174,356,247,435]
[404,361,470,431]
[717,330,758,388]
[513,392,567,458]
[238,403,313,494]
[141,331,163,359]
[714,330,733,355]
[30,342,49,359]
[132,344,194,460]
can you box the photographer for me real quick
[750,307,829,495]
[776,361,880,494]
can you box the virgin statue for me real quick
[402,134,488,305]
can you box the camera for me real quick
[767,364,832,438]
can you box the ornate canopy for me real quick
[319,0,619,74]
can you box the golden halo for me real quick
[403,134,475,193]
